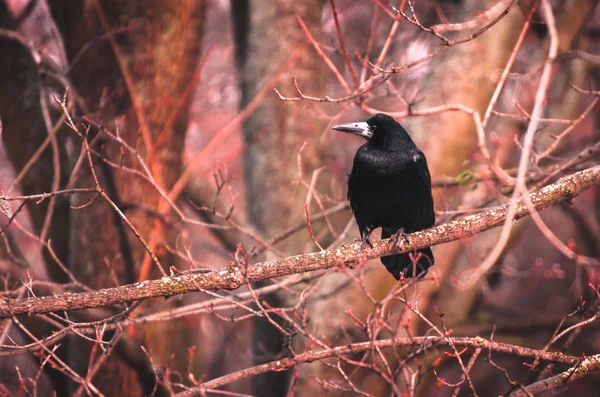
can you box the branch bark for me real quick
[509,354,600,397]
[176,335,580,396]
[1,165,599,319]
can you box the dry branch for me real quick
[1,165,599,319]
[509,354,600,397]
[177,336,581,396]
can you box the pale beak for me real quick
[332,121,373,139]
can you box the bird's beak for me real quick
[331,121,373,139]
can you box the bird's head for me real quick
[332,113,407,146]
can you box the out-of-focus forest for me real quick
[0,0,599,396]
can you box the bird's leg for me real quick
[354,229,374,251]
[391,228,409,248]
[362,231,373,250]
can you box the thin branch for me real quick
[535,97,599,162]
[569,83,600,97]
[369,0,519,73]
[482,0,540,127]
[274,74,390,103]
[296,15,352,95]
[431,0,514,34]
[555,50,600,65]
[329,0,359,88]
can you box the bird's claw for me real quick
[354,235,373,251]
[361,235,373,251]
[391,229,409,248]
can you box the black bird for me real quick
[332,113,435,279]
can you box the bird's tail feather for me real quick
[381,229,434,279]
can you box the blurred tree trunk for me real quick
[235,1,327,395]
[0,0,71,284]
[0,3,71,394]
[48,1,206,395]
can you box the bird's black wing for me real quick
[411,149,435,226]
[380,149,435,279]
[347,155,372,239]
[412,150,431,189]
[347,145,403,238]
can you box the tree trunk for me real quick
[47,1,206,395]
[235,1,327,395]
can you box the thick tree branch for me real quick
[1,165,599,319]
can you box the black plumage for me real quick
[333,113,435,279]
